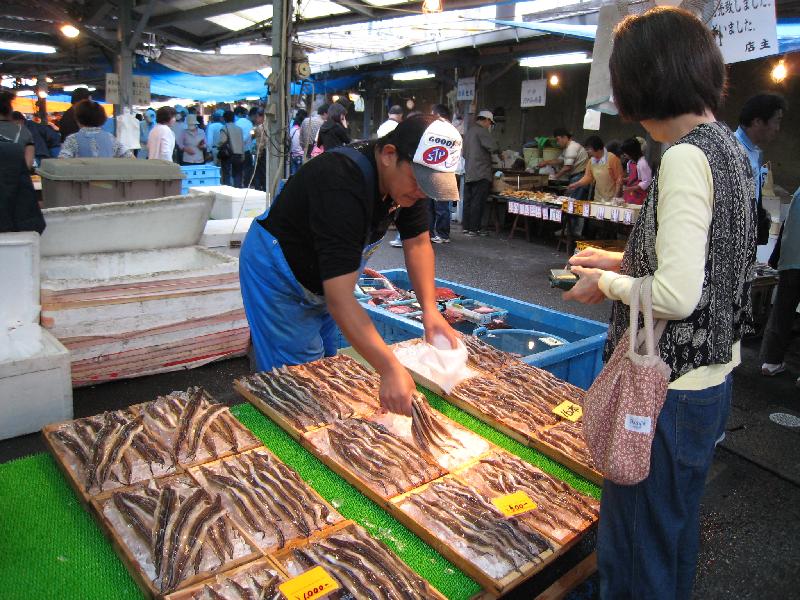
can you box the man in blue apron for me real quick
[240,115,462,416]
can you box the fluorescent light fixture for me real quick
[206,14,256,31]
[519,52,591,68]
[392,70,434,81]
[60,24,80,38]
[37,90,48,98]
[63,84,96,92]
[0,40,56,54]
[15,90,35,96]
[422,0,443,13]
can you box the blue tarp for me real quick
[134,58,267,101]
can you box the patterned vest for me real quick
[604,122,757,381]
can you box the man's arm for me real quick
[403,232,459,349]
[324,271,417,415]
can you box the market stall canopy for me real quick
[134,58,266,102]
[154,48,270,76]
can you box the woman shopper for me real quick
[0,91,35,168]
[218,110,245,187]
[289,109,307,175]
[178,115,207,165]
[317,103,350,152]
[147,106,177,162]
[59,100,132,159]
[620,137,652,205]
[563,7,756,599]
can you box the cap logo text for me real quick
[423,146,449,165]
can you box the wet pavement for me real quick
[2,224,798,599]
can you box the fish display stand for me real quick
[163,559,285,600]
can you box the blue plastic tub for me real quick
[180,165,222,194]
[337,269,608,389]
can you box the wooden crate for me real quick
[163,558,287,600]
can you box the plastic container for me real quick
[39,195,248,387]
[0,232,72,440]
[446,298,509,325]
[473,327,568,357]
[190,185,268,220]
[339,269,608,389]
[181,165,221,194]
[38,158,183,207]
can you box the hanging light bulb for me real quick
[549,74,560,87]
[60,24,80,38]
[771,59,788,83]
[422,0,443,14]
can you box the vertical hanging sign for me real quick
[520,79,546,108]
[105,73,120,104]
[710,0,778,64]
[132,76,151,105]
[457,77,475,102]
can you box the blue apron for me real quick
[240,146,384,372]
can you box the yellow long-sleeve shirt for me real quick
[598,143,740,390]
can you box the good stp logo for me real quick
[423,145,449,165]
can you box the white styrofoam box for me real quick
[0,232,72,440]
[0,328,72,440]
[756,233,778,264]
[39,193,214,257]
[200,218,253,258]
[0,232,39,326]
[191,186,268,220]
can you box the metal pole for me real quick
[267,0,289,200]
[117,0,134,116]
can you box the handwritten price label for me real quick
[568,201,575,213]
[611,208,620,222]
[623,209,633,225]
[582,203,590,217]
[553,400,583,422]
[595,205,605,220]
[492,490,537,517]
[279,567,340,600]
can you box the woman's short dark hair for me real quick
[620,137,643,161]
[75,100,107,127]
[739,93,788,126]
[223,110,235,123]
[156,106,176,124]
[583,135,604,151]
[327,103,346,124]
[293,109,307,129]
[553,127,571,138]
[609,7,726,121]
[0,91,14,117]
[431,104,452,122]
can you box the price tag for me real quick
[532,205,542,218]
[279,567,340,600]
[595,205,605,220]
[553,400,583,422]
[567,201,574,213]
[582,203,590,217]
[611,208,620,222]
[551,208,562,222]
[509,202,517,214]
[492,490,537,517]
[623,209,633,225]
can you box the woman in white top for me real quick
[147,106,177,162]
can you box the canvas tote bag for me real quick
[583,276,671,485]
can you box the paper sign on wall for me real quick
[520,79,547,108]
[132,76,151,105]
[105,73,120,104]
[710,0,778,64]
[457,77,475,102]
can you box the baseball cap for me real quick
[477,110,495,123]
[389,115,462,202]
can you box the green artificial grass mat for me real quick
[0,453,144,600]
[420,387,602,500]
[230,402,481,600]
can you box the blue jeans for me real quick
[429,199,451,239]
[598,375,732,600]
[290,155,303,176]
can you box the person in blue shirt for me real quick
[138,108,156,159]
[205,109,225,160]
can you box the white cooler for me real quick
[0,233,72,440]
[190,185,268,220]
[199,218,254,258]
[39,194,249,387]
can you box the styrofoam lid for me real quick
[39,193,214,257]
[0,232,40,326]
[38,158,184,181]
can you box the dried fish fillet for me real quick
[165,560,283,600]
[534,421,596,469]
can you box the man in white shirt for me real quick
[376,105,403,138]
[147,106,177,162]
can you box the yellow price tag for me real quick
[491,490,537,517]
[279,566,340,600]
[553,400,583,422]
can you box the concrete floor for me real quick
[2,224,798,599]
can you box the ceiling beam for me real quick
[84,0,118,27]
[147,0,271,28]
[32,0,117,53]
[5,6,48,19]
[0,18,58,36]
[328,0,375,18]
[129,0,159,50]
[155,26,208,48]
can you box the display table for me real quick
[2,393,600,600]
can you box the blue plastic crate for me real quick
[181,165,221,179]
[181,178,221,195]
[341,269,608,390]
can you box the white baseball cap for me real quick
[477,110,495,123]
[394,116,462,201]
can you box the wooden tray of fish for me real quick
[234,355,381,437]
[91,474,262,599]
[188,447,344,555]
[43,387,262,505]
[392,338,603,485]
[272,520,448,600]
[163,558,286,600]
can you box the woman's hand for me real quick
[562,265,607,304]
[569,247,623,272]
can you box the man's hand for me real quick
[562,265,607,304]
[569,247,624,272]
[379,363,416,416]
[422,310,459,349]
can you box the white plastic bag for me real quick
[393,337,476,393]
